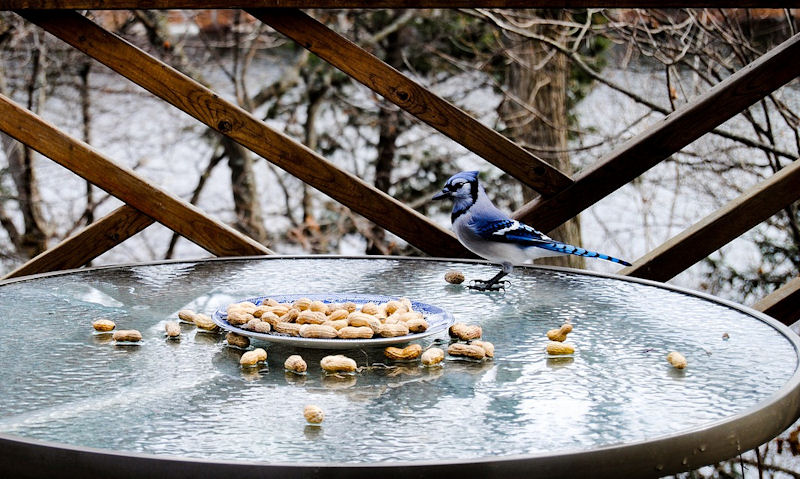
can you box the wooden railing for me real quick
[0,1,798,326]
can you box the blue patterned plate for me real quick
[212,293,454,349]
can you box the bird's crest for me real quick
[446,170,479,186]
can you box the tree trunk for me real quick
[499,11,584,269]
[7,38,49,259]
[366,26,404,256]
[223,136,268,245]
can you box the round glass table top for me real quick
[0,256,799,478]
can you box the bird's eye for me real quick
[448,181,465,191]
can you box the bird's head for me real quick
[432,171,479,202]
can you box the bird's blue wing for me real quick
[472,218,552,243]
[472,218,632,266]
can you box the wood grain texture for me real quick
[754,277,800,326]
[2,205,155,279]
[621,159,800,282]
[0,93,273,258]
[512,32,800,232]
[6,1,800,8]
[20,10,469,258]
[251,8,573,197]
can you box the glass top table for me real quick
[1,256,799,478]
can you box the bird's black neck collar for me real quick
[450,181,479,222]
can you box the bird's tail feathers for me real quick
[538,243,632,267]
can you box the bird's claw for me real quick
[467,279,509,292]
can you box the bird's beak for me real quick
[432,189,450,200]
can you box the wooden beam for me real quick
[512,32,800,232]
[20,10,469,258]
[251,8,573,197]
[621,159,800,282]
[0,93,273,258]
[754,277,800,326]
[2,205,155,280]
[6,1,800,9]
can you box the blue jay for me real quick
[433,171,631,291]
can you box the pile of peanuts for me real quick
[222,297,429,340]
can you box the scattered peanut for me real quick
[472,340,494,358]
[113,329,142,343]
[284,355,307,374]
[226,331,250,349]
[546,323,573,342]
[449,322,482,341]
[177,309,196,323]
[92,318,116,332]
[545,341,575,356]
[447,343,485,360]
[240,349,266,367]
[304,405,324,425]
[193,313,219,332]
[444,270,465,284]
[421,347,445,366]
[384,344,423,361]
[320,355,357,373]
[253,348,267,362]
[164,321,181,338]
[667,351,687,369]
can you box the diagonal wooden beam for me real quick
[621,159,800,282]
[6,2,800,9]
[512,32,800,232]
[2,205,155,280]
[754,277,800,326]
[0,93,273,258]
[250,8,573,197]
[19,9,469,258]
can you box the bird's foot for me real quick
[467,279,509,292]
